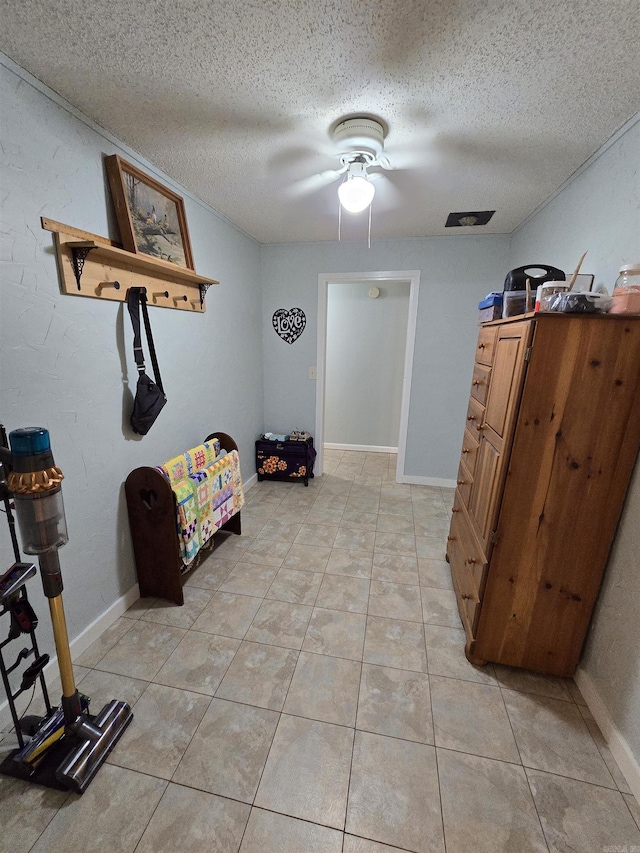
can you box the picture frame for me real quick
[105,154,194,270]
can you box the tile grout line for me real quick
[623,794,640,832]
[235,482,328,844]
[130,777,171,853]
[217,486,294,851]
[337,462,383,835]
[24,786,75,853]
[499,685,619,791]
[575,695,629,793]
[343,532,376,836]
[418,506,449,853]
[497,681,552,851]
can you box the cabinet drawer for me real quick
[448,514,481,635]
[476,327,497,366]
[460,428,479,476]
[470,363,491,406]
[451,492,488,600]
[465,396,485,441]
[456,458,473,507]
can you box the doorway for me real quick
[315,270,420,482]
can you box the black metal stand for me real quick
[0,427,52,748]
[0,588,52,748]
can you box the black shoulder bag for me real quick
[127,287,167,435]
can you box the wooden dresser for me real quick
[447,313,640,677]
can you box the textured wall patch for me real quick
[272,307,306,344]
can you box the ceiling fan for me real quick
[333,117,390,213]
[290,116,400,215]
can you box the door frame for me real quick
[315,269,421,482]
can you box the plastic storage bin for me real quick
[502,290,528,317]
[545,292,612,313]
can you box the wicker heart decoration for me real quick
[272,308,306,345]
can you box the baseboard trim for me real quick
[574,666,640,804]
[0,582,140,729]
[397,474,457,488]
[70,582,141,659]
[243,472,258,491]
[324,443,398,453]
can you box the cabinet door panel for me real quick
[469,435,502,547]
[469,321,533,550]
[484,322,531,442]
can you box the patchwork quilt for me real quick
[157,439,244,566]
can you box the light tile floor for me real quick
[1,449,639,852]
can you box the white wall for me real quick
[325,281,409,448]
[510,117,640,776]
[0,59,263,666]
[261,236,510,480]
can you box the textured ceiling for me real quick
[1,0,639,243]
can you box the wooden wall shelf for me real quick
[41,217,219,312]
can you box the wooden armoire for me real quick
[447,312,640,677]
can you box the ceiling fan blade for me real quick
[380,145,444,172]
[287,166,346,198]
[369,171,404,210]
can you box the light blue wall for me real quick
[510,119,640,288]
[0,60,263,653]
[325,281,410,448]
[261,236,510,480]
[509,117,640,767]
[7,47,635,770]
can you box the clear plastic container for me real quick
[536,282,569,311]
[611,264,640,314]
[544,292,612,314]
[503,290,528,317]
[615,263,640,290]
[13,489,69,554]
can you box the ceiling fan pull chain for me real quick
[338,198,342,242]
[368,203,372,249]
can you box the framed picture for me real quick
[105,154,194,270]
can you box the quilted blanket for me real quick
[157,440,244,566]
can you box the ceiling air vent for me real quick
[445,211,495,227]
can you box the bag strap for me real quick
[127,288,165,393]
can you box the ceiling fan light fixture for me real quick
[338,160,375,213]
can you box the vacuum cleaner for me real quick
[0,427,132,793]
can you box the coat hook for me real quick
[97,280,121,292]
[153,290,170,302]
[172,294,188,304]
